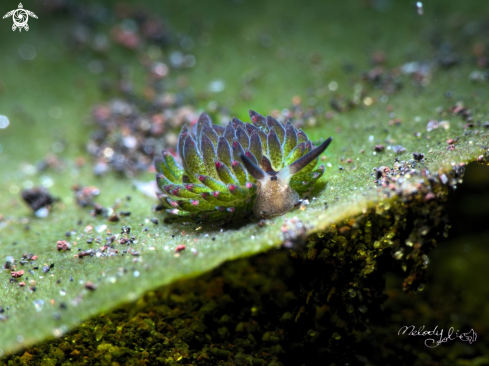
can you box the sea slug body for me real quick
[155,110,332,221]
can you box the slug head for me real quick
[241,136,332,218]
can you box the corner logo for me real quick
[3,3,37,32]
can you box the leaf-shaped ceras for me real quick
[155,111,332,221]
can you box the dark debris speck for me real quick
[108,214,120,222]
[21,187,57,212]
[84,282,97,291]
[374,145,385,152]
[413,152,425,161]
[91,203,106,217]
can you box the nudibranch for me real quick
[155,110,332,221]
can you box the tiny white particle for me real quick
[328,81,338,91]
[133,271,140,277]
[40,176,54,188]
[0,115,10,129]
[208,80,225,93]
[52,328,63,337]
[33,300,44,312]
[35,207,49,218]
[416,1,423,15]
[96,225,107,233]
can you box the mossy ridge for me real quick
[0,161,466,365]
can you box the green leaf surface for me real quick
[1,0,488,357]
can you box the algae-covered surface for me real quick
[0,0,488,360]
[2,167,488,365]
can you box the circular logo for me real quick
[12,9,29,29]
